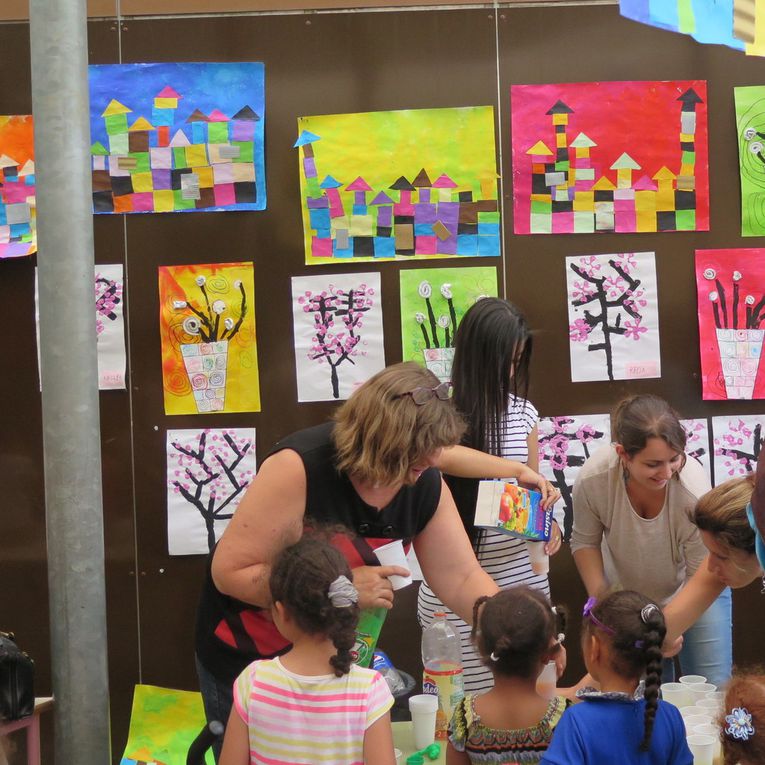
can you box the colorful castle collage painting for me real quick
[88,62,265,215]
[295,106,500,264]
[0,115,36,259]
[511,80,709,235]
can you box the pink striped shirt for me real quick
[233,657,393,765]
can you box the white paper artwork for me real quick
[680,418,712,485]
[291,272,385,402]
[538,413,611,542]
[35,264,127,389]
[566,252,661,382]
[711,415,763,485]
[166,427,256,556]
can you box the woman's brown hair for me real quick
[694,475,756,554]
[720,673,765,765]
[612,394,687,472]
[333,362,466,486]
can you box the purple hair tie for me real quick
[582,596,615,636]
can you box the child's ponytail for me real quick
[638,604,664,752]
[582,591,667,754]
[269,536,361,677]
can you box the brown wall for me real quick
[0,5,763,762]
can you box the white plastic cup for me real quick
[394,748,402,764]
[696,698,722,713]
[684,714,713,730]
[536,661,557,700]
[692,724,722,762]
[525,539,549,575]
[374,540,413,590]
[661,682,692,708]
[679,674,707,686]
[409,694,439,750]
[688,683,717,704]
[686,734,715,765]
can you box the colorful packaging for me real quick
[422,662,464,740]
[474,481,553,541]
[353,607,387,667]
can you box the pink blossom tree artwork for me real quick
[711,415,762,485]
[566,252,660,382]
[166,427,256,555]
[291,272,385,402]
[538,413,610,540]
[680,418,712,485]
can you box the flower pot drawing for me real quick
[715,328,764,399]
[423,347,455,383]
[181,340,228,412]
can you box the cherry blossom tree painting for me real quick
[566,251,660,382]
[680,418,712,485]
[711,415,763,485]
[166,427,256,555]
[538,413,611,541]
[35,263,126,390]
[291,272,384,402]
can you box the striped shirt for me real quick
[233,657,393,765]
[418,397,550,694]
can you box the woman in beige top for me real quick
[571,394,732,686]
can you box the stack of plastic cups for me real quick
[686,734,716,765]
[688,683,717,704]
[659,682,692,708]
[691,723,722,763]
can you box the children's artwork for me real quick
[511,81,709,235]
[89,62,265,214]
[695,248,765,400]
[566,251,660,382]
[295,106,500,264]
[158,262,260,414]
[734,86,765,236]
[399,267,498,382]
[167,428,256,555]
[619,0,747,51]
[291,273,384,402]
[538,413,611,541]
[681,417,712,484]
[712,415,763,484]
[0,115,36,258]
[35,264,127,390]
[120,684,213,765]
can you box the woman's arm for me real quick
[663,557,725,643]
[570,476,608,597]
[414,479,499,623]
[219,706,250,765]
[437,444,559,508]
[363,711,396,765]
[211,449,307,607]
[571,548,608,599]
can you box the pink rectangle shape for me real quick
[614,211,637,232]
[132,192,154,212]
[624,360,660,378]
[551,212,575,234]
[214,183,236,207]
[415,235,437,255]
[311,236,333,259]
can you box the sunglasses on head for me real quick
[397,381,453,406]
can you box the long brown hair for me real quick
[693,476,756,554]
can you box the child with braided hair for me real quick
[446,586,571,764]
[541,590,691,764]
[219,535,396,765]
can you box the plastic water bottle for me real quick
[421,612,464,740]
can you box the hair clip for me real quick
[551,606,558,615]
[327,575,359,608]
[583,596,615,636]
[640,604,659,624]
[556,632,565,645]
[490,651,500,662]
[725,707,755,741]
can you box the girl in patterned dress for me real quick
[219,536,395,765]
[446,586,570,764]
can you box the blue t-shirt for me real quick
[540,697,692,765]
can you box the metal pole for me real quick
[28,1,111,762]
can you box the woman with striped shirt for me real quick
[418,298,563,693]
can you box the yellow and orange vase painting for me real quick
[158,261,260,414]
